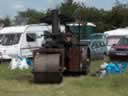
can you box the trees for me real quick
[109,2,128,28]
[59,0,79,18]
[0,16,11,27]
[58,0,114,32]
[16,9,45,24]
[4,0,128,32]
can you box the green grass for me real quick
[0,61,128,96]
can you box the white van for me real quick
[0,24,51,59]
[104,28,128,53]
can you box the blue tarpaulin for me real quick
[105,62,127,74]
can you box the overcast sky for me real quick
[0,0,128,17]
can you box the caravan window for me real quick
[27,33,36,42]
[0,33,21,46]
[107,36,121,46]
[118,37,128,45]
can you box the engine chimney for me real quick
[52,10,60,34]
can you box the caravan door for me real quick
[21,32,39,57]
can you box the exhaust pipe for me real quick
[52,10,60,34]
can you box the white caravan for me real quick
[0,24,52,59]
[104,28,128,53]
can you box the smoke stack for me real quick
[52,10,60,33]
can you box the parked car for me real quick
[80,39,107,60]
[88,32,128,55]
[109,36,128,60]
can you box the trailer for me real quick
[104,28,128,53]
[0,24,50,59]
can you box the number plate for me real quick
[116,52,127,56]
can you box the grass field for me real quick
[0,60,128,96]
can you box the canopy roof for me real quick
[40,14,75,24]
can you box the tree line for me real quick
[0,0,128,32]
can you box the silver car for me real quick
[80,39,107,60]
